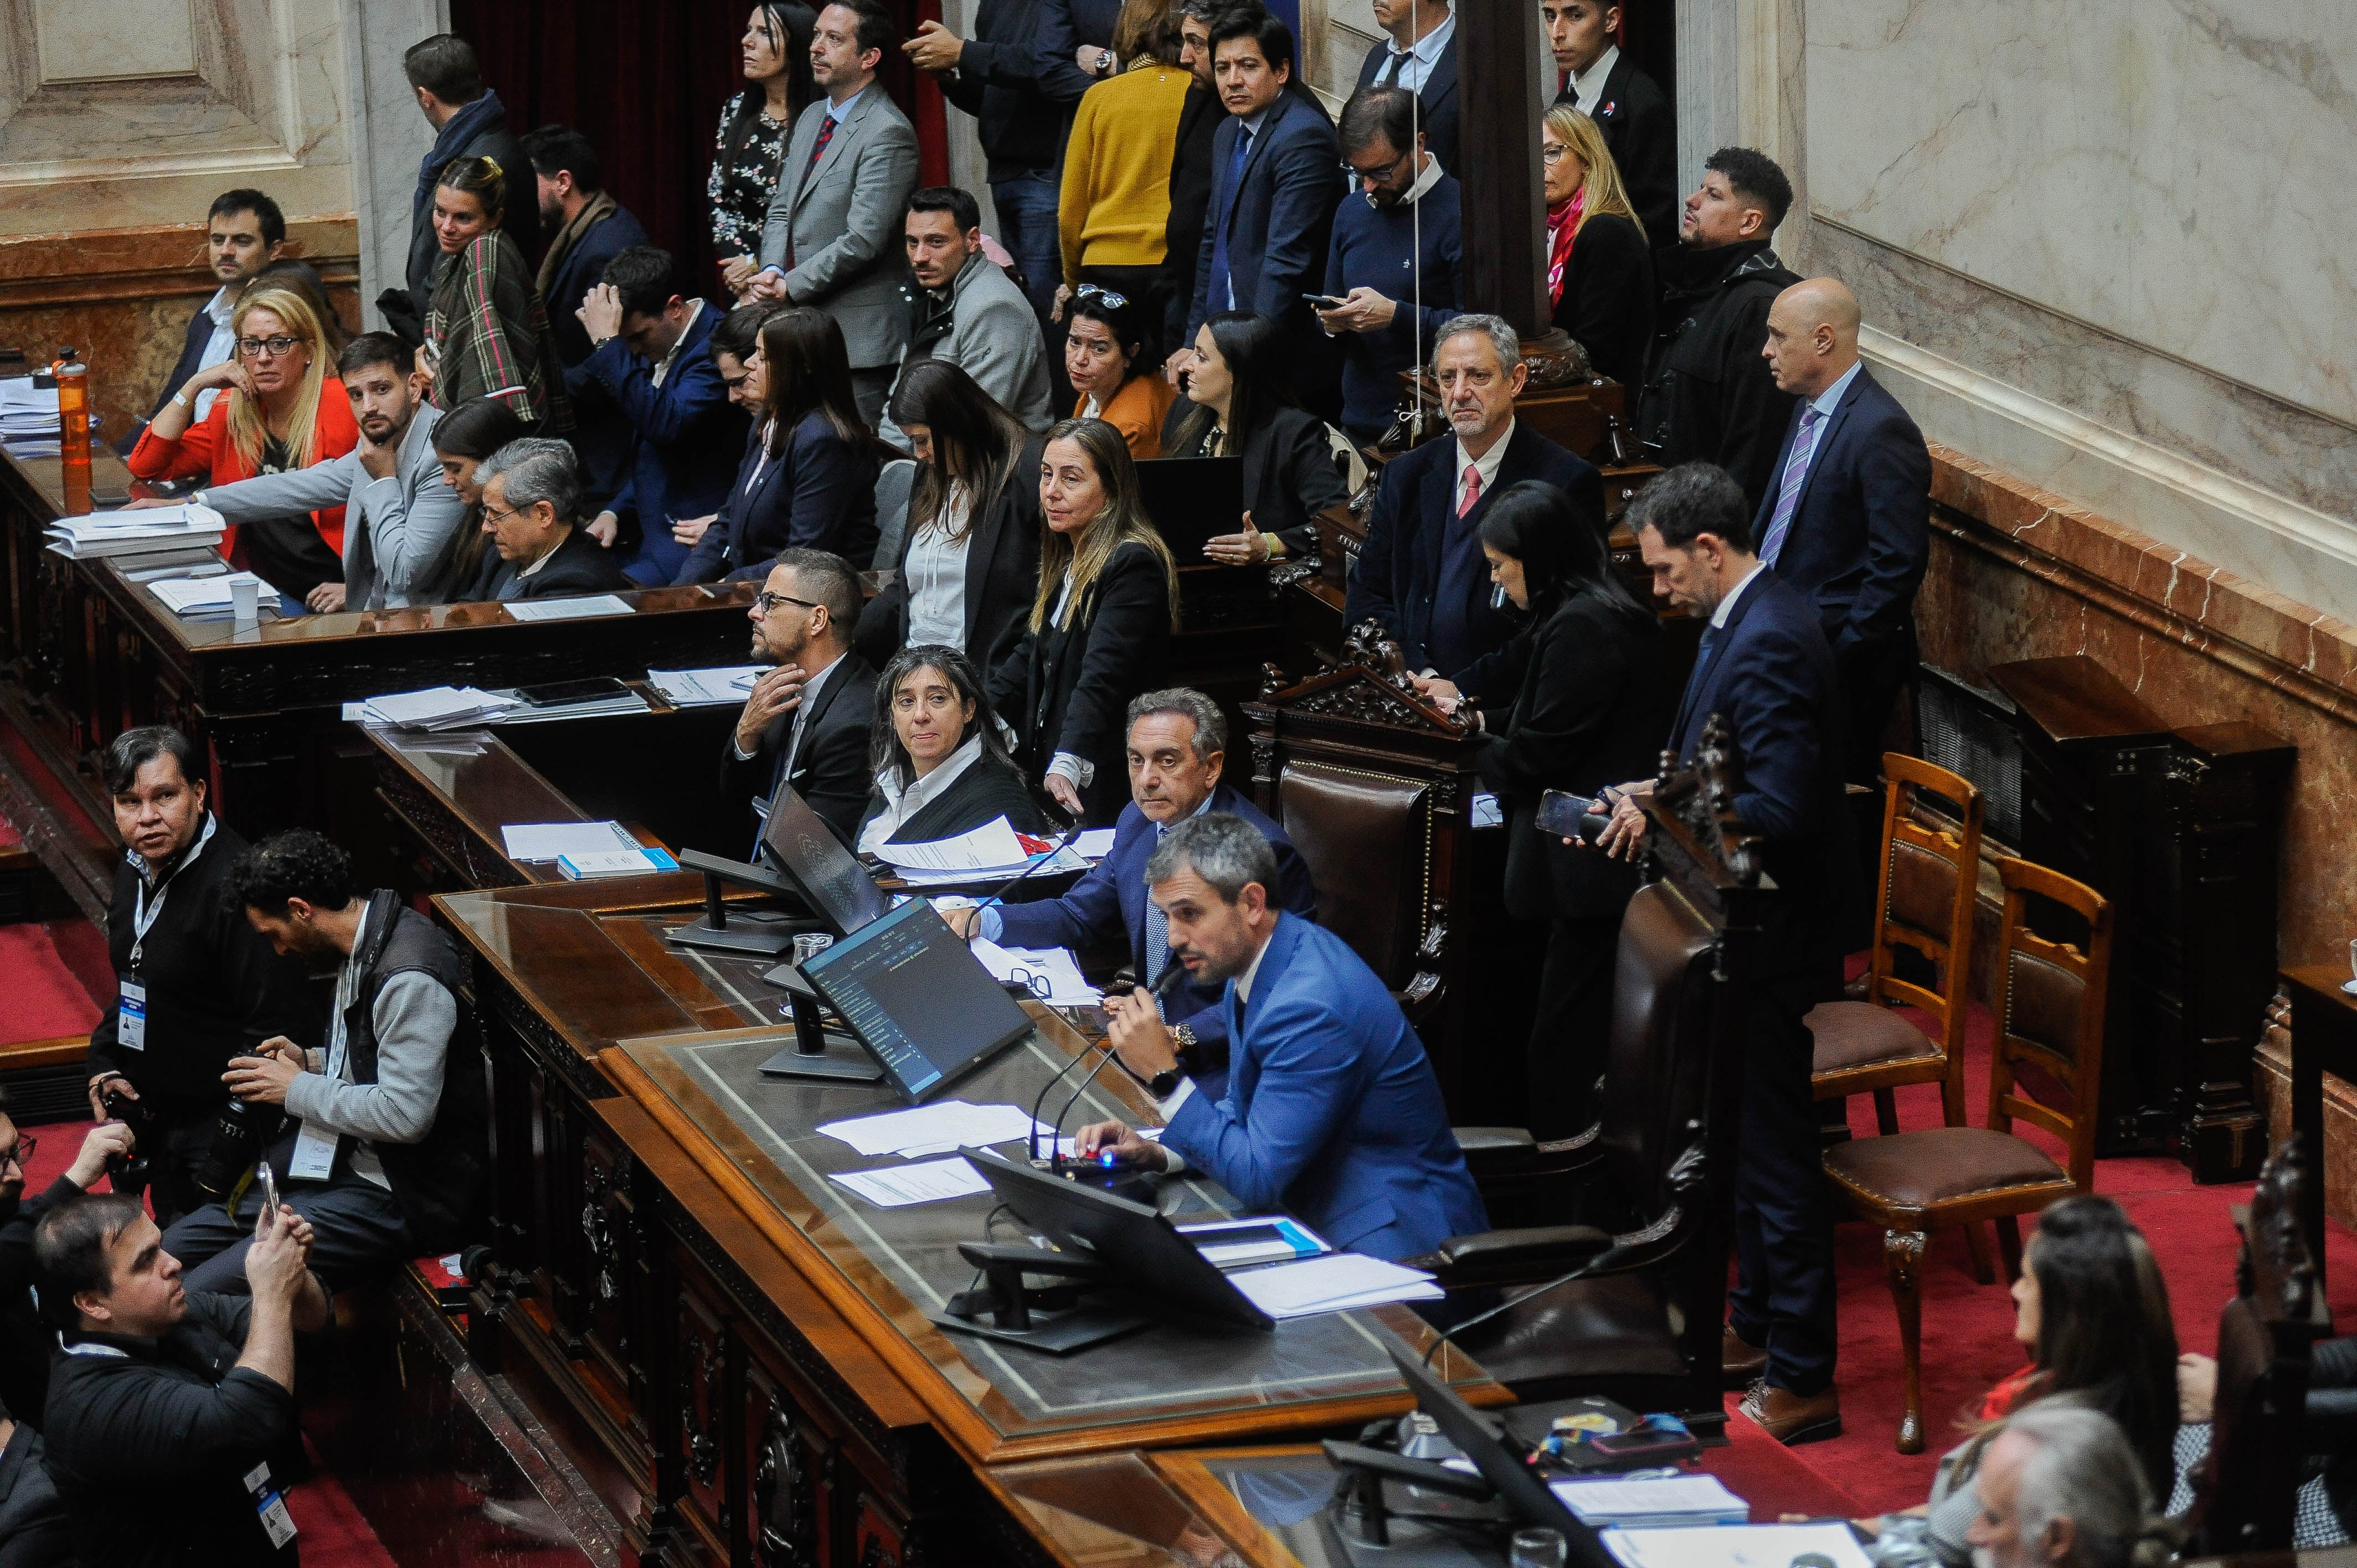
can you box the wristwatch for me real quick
[1094,48,1114,73]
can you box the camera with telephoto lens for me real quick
[97,1088,153,1196]
[193,1097,283,1204]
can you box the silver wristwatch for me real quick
[1095,48,1113,73]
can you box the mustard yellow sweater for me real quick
[1058,63,1192,276]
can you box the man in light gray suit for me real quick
[878,185,1055,447]
[753,0,921,427]
[186,333,471,612]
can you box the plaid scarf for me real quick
[428,231,574,434]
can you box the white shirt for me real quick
[903,482,973,648]
[1711,560,1771,629]
[1149,917,1276,1136]
[514,529,571,580]
[1562,43,1618,113]
[1368,152,1447,212]
[649,298,706,390]
[1373,9,1454,94]
[859,734,984,854]
[1452,414,1516,518]
[191,286,238,421]
[1809,359,1864,421]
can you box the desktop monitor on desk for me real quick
[760,786,891,935]
[799,899,1034,1102]
[1133,455,1242,560]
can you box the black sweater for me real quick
[87,818,323,1112]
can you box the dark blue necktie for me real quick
[1206,125,1254,313]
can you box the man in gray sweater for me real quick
[159,830,486,1293]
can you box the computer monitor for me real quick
[1134,455,1243,560]
[760,786,891,936]
[799,899,1034,1102]
[1382,1342,1605,1557]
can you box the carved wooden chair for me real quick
[1819,856,2114,1452]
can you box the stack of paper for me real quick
[0,378,100,440]
[1227,1254,1443,1318]
[500,821,643,862]
[45,505,226,559]
[816,1100,1038,1158]
[1602,1523,1872,1568]
[876,818,1091,886]
[967,938,1099,1005]
[486,686,651,724]
[1073,828,1118,860]
[357,685,522,730]
[829,1157,992,1208]
[647,665,766,707]
[117,548,233,583]
[1551,1476,1750,1529]
[1178,1215,1331,1268]
[504,594,635,622]
[145,572,273,621]
[558,846,681,879]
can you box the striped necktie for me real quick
[1758,405,1825,568]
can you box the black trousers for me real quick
[1725,961,1841,1396]
[1525,914,1623,1140]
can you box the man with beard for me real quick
[1074,813,1486,1263]
[190,333,472,610]
[879,187,1054,446]
[725,548,881,847]
[519,123,650,513]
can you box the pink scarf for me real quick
[1546,188,1586,306]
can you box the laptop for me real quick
[797,900,1035,1102]
[1134,455,1243,560]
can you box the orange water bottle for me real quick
[53,345,90,468]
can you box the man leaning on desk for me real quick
[1075,813,1487,1264]
[941,688,1315,1099]
[727,547,881,847]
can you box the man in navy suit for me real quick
[1593,463,1857,1446]
[1345,314,1605,708]
[521,125,651,514]
[1756,278,1931,783]
[1544,0,1675,244]
[946,689,1316,1100]
[1077,813,1485,1263]
[1183,11,1340,381]
[573,247,749,586]
[1353,0,1456,171]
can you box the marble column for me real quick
[339,0,451,327]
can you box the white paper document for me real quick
[1226,1253,1442,1318]
[1072,828,1118,860]
[816,1100,1037,1158]
[969,939,1099,1005]
[872,817,1030,874]
[828,1157,992,1208]
[500,821,641,862]
[1603,1524,1873,1568]
[146,572,267,616]
[646,665,766,706]
[1551,1475,1749,1526]
[359,685,521,729]
[504,594,635,622]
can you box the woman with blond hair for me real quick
[1541,104,1653,387]
[422,154,571,430]
[127,282,358,611]
[987,417,1179,823]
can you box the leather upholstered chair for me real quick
[1275,758,1443,1014]
[1820,857,2114,1453]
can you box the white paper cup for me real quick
[230,577,260,625]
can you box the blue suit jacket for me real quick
[1187,90,1341,343]
[1342,423,1604,700]
[675,411,882,585]
[1754,364,1931,677]
[994,785,1316,1087]
[1671,569,1859,968]
[1354,33,1458,171]
[1163,913,1487,1261]
[547,205,653,508]
[575,304,749,586]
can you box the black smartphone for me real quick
[516,675,630,707]
[1303,292,1345,308]
[1587,1426,1701,1465]
[1535,788,1592,837]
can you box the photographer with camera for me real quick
[159,830,486,1295]
[0,1096,138,1427]
[85,728,322,1225]
[35,1192,326,1568]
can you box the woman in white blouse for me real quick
[856,644,1054,853]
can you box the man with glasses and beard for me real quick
[727,548,881,845]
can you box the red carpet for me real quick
[0,924,101,1043]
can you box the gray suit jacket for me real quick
[198,406,470,608]
[758,89,921,370]
[879,254,1055,446]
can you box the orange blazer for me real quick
[127,380,359,558]
[1076,373,1176,460]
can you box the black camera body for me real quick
[193,1098,284,1204]
[98,1088,153,1196]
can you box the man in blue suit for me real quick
[1077,813,1486,1263]
[1353,0,1456,171]
[1756,278,1932,782]
[1592,463,1858,1446]
[946,689,1316,1100]
[573,246,749,586]
[522,124,651,514]
[1345,314,1604,708]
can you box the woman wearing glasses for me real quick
[421,156,572,431]
[1164,310,1355,565]
[988,417,1181,822]
[1541,106,1653,388]
[858,644,1051,853]
[1063,286,1173,458]
[127,284,358,612]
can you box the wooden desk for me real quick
[438,876,1505,1566]
[2282,966,2357,1285]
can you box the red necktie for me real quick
[787,116,840,270]
[1458,463,1481,518]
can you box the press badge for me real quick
[117,981,148,1050]
[286,1121,338,1182]
[245,1462,298,1548]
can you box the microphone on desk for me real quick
[1416,1238,1651,1369]
[965,817,1085,936]
[1029,952,1192,1174]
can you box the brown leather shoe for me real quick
[1721,1325,1769,1388]
[1738,1379,1841,1445]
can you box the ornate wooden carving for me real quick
[1256,620,1474,735]
[1649,714,1766,890]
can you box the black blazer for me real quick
[1473,593,1673,921]
[466,525,637,601]
[1553,211,1655,389]
[857,750,1052,847]
[854,435,1046,673]
[1752,365,1932,683]
[724,654,883,848]
[1559,53,1676,246]
[1342,423,1604,701]
[1354,32,1460,171]
[986,540,1172,825]
[1160,406,1347,556]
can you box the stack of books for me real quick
[45,505,226,560]
[145,573,275,622]
[0,379,101,450]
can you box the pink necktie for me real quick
[1458,463,1481,518]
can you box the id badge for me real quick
[117,981,147,1051]
[245,1463,298,1549]
[286,1121,338,1182]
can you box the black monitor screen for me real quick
[800,900,1034,1101]
[760,787,891,935]
[1134,455,1242,559]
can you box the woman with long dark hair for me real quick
[856,359,1044,672]
[987,417,1180,823]
[421,156,570,431]
[1063,285,1172,457]
[1437,479,1672,1136]
[430,397,528,601]
[858,644,1051,851]
[1166,310,1352,564]
[712,4,818,300]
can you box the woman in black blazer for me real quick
[987,417,1181,825]
[854,360,1044,677]
[1164,311,1350,563]
[857,644,1051,850]
[1543,106,1656,391]
[1434,479,1676,1137]
[675,306,879,582]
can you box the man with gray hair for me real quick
[1344,313,1603,711]
[1967,1406,2165,1568]
[1074,812,1485,1264]
[947,689,1315,1098]
[460,437,634,601]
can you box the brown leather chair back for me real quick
[1987,857,2114,1193]
[1869,755,1983,1049]
[1590,879,1720,1223]
[1277,760,1431,988]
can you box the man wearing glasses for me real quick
[727,548,880,846]
[459,439,633,601]
[0,1101,141,1428]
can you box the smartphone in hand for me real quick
[1535,788,1612,844]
